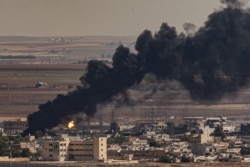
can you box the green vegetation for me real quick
[107,135,128,145]
[0,136,31,157]
[180,155,193,163]
[159,155,176,163]
[241,147,250,155]
[212,125,226,139]
[148,139,166,148]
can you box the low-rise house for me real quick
[153,134,170,142]
[223,125,236,133]
[193,155,217,162]
[206,116,227,128]
[242,155,250,162]
[191,143,207,155]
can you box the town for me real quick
[1,112,250,166]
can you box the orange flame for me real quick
[68,120,75,129]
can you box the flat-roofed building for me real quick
[3,118,27,135]
[93,137,107,160]
[68,139,93,161]
[40,135,107,161]
[183,117,205,130]
[41,137,69,161]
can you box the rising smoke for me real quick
[23,0,250,135]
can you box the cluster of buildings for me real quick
[1,115,250,164]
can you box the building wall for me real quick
[41,136,107,161]
[191,143,206,155]
[68,140,93,161]
[3,119,27,135]
[41,139,69,161]
[93,137,107,160]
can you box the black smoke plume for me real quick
[220,0,245,8]
[23,1,250,135]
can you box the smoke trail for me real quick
[23,46,143,135]
[23,1,250,135]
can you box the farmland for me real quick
[0,64,85,117]
[0,36,250,123]
[0,35,135,121]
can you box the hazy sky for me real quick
[0,0,224,36]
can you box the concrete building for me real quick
[183,117,205,129]
[153,122,167,131]
[68,139,93,161]
[191,143,207,155]
[41,137,69,161]
[93,137,107,160]
[40,135,107,162]
[206,116,227,128]
[187,129,212,144]
[3,118,27,135]
[223,125,236,133]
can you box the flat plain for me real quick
[0,63,85,117]
[1,36,250,123]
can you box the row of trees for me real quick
[0,136,31,157]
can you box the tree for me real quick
[213,125,226,139]
[166,121,175,135]
[107,136,128,145]
[0,136,31,157]
[159,155,175,163]
[181,155,193,163]
[20,148,31,157]
[241,147,250,155]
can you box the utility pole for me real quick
[99,115,103,134]
[9,141,13,167]
[150,108,154,123]
[111,110,115,123]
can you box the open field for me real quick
[1,36,250,123]
[0,36,136,64]
[0,64,85,118]
[0,35,135,121]
[1,63,250,123]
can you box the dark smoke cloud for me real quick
[23,1,250,135]
[220,0,245,8]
